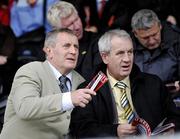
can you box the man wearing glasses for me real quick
[131,9,180,94]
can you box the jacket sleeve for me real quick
[69,82,118,138]
[70,101,118,138]
[11,63,64,120]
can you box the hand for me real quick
[162,128,175,135]
[27,0,37,7]
[71,89,96,108]
[0,55,7,65]
[166,15,177,25]
[85,26,98,33]
[117,124,137,138]
[166,81,180,93]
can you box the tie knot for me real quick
[116,81,127,89]
[59,75,68,83]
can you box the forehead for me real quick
[135,22,160,38]
[56,32,78,43]
[111,36,133,50]
[61,12,78,27]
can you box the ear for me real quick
[43,47,52,59]
[43,47,50,54]
[159,24,162,31]
[100,52,109,64]
[133,30,138,38]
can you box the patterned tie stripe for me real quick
[116,81,135,123]
[120,93,128,107]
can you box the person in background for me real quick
[131,9,180,94]
[47,1,100,81]
[0,0,16,96]
[70,29,180,138]
[81,0,130,33]
[10,0,58,37]
[0,28,96,139]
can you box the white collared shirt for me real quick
[48,61,74,111]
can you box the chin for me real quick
[65,63,75,69]
[122,71,131,76]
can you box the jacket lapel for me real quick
[99,82,118,124]
[71,70,85,91]
[42,61,85,93]
[42,60,61,94]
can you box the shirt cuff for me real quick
[62,92,74,111]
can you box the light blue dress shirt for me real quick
[10,0,58,37]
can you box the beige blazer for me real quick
[0,61,85,139]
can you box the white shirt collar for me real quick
[47,61,72,82]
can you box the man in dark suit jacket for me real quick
[70,29,180,138]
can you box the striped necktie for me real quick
[59,75,69,93]
[116,81,135,123]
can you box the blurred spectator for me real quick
[63,0,87,29]
[81,0,129,33]
[10,0,58,37]
[0,0,13,26]
[0,0,15,132]
[0,0,16,96]
[111,0,178,31]
[131,9,180,94]
[47,1,100,81]
[10,0,58,68]
[171,0,180,28]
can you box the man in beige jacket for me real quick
[0,28,96,139]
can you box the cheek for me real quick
[77,20,82,27]
[67,25,74,30]
[156,36,161,43]
[53,49,65,59]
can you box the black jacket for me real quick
[75,31,100,81]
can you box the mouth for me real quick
[147,43,158,49]
[122,65,131,71]
[74,30,81,37]
[66,57,76,63]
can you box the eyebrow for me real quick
[66,16,79,27]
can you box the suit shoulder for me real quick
[141,72,163,83]
[72,70,85,82]
[16,61,44,75]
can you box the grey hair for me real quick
[44,28,75,48]
[98,29,132,53]
[131,9,160,30]
[47,1,78,28]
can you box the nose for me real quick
[73,21,80,30]
[123,53,131,62]
[148,36,156,45]
[69,45,77,54]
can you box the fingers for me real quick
[83,88,96,96]
[71,89,96,107]
[78,102,86,108]
[117,124,137,137]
